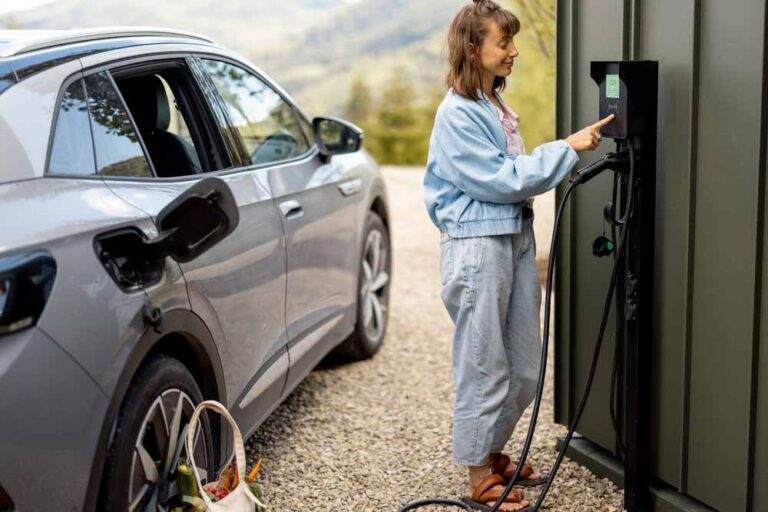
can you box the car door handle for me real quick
[338,178,363,197]
[279,200,303,219]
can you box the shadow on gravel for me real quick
[245,351,355,450]
[315,350,356,370]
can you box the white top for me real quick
[491,94,534,208]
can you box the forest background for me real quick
[2,0,556,165]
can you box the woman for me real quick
[423,1,613,509]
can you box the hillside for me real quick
[250,0,466,116]
[8,0,351,53]
[7,0,463,116]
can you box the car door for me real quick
[76,53,290,428]
[196,57,361,393]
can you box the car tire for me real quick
[335,211,391,361]
[99,355,214,512]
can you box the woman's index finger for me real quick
[592,113,616,129]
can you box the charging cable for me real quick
[523,144,637,510]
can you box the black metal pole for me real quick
[623,123,656,511]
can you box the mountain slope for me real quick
[8,0,556,149]
[253,0,466,116]
[9,0,350,60]
[9,0,462,116]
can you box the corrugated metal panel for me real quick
[555,0,768,510]
[569,0,624,453]
[554,0,575,426]
[686,1,765,509]
[635,0,697,489]
[752,5,768,512]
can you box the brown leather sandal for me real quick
[490,453,548,487]
[460,474,531,511]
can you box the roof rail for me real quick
[0,27,215,58]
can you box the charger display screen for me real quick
[606,74,620,99]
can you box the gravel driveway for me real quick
[245,166,624,511]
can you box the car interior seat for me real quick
[117,74,202,178]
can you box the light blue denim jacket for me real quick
[424,90,579,238]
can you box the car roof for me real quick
[0,27,215,58]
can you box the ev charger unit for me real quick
[588,60,659,512]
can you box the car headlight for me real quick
[0,251,56,336]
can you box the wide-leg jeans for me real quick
[439,219,542,466]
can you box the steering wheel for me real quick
[250,132,299,164]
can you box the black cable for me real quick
[397,497,473,511]
[486,181,577,511]
[397,182,577,512]
[529,143,637,510]
[608,170,625,458]
[486,155,636,510]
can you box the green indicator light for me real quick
[607,241,614,250]
[606,74,620,99]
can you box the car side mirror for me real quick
[313,116,364,161]
[146,177,239,263]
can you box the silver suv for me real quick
[0,28,391,512]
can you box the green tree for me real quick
[350,70,445,166]
[508,0,556,61]
[345,75,373,127]
[500,0,556,149]
[369,69,426,164]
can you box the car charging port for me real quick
[93,228,164,292]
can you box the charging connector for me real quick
[569,151,629,186]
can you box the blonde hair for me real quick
[445,0,521,101]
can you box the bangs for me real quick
[494,9,521,38]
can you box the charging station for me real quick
[591,60,658,512]
[554,3,768,510]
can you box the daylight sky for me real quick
[0,0,58,15]
[0,0,363,16]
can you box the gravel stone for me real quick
[245,167,625,511]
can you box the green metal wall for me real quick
[554,1,768,510]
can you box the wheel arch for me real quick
[369,188,390,232]
[84,309,226,512]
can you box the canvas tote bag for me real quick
[185,400,266,511]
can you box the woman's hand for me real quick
[565,114,615,152]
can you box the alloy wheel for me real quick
[128,388,208,511]
[360,228,390,342]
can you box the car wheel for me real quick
[99,355,214,511]
[336,211,391,360]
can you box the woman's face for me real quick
[473,20,519,78]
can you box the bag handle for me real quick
[185,400,248,506]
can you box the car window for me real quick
[201,59,309,166]
[84,72,152,178]
[115,68,209,178]
[48,79,96,176]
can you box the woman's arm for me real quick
[435,108,579,204]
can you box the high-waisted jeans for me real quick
[439,219,542,466]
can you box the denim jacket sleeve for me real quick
[434,104,579,204]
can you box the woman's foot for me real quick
[490,452,544,484]
[468,465,529,511]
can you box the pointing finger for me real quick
[592,113,616,129]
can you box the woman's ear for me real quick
[468,43,477,62]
